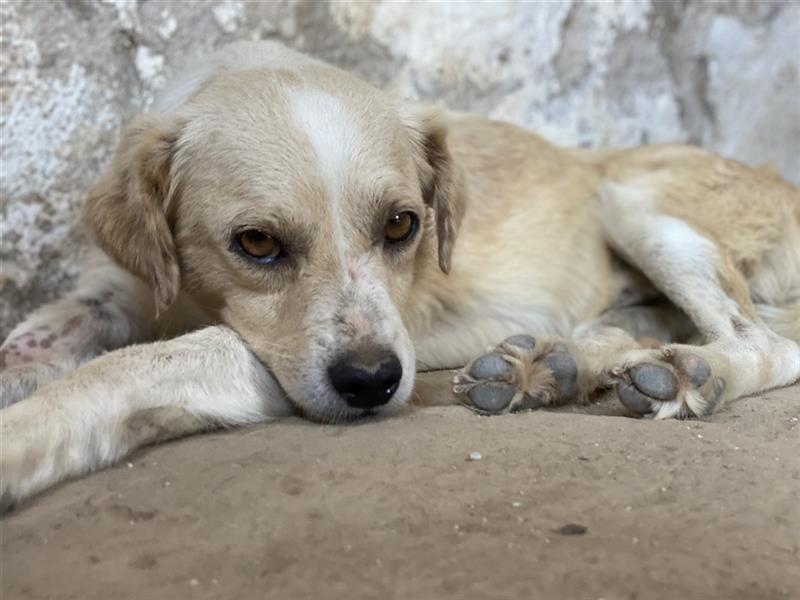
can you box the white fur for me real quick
[286,86,363,262]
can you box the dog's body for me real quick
[2,42,799,510]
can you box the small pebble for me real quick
[468,451,483,461]
[555,523,587,536]
[190,579,199,587]
[126,462,134,469]
[511,501,522,508]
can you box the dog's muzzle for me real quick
[327,346,403,410]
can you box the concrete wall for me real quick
[2,0,798,335]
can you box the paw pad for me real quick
[455,335,580,414]
[467,382,517,412]
[503,334,536,350]
[542,352,579,400]
[469,353,512,379]
[630,363,677,401]
[614,351,719,419]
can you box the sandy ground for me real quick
[2,372,799,600]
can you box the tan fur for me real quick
[1,41,799,510]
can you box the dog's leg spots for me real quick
[611,349,722,419]
[454,336,581,415]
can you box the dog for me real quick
[1,41,799,511]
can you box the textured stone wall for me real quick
[2,0,798,335]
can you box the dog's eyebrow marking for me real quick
[286,87,360,194]
[286,86,363,259]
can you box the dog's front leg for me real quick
[451,303,694,414]
[452,328,640,414]
[0,326,292,512]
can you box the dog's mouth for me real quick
[292,401,384,425]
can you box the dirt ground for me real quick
[2,372,798,600]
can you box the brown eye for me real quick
[385,211,417,244]
[237,229,282,261]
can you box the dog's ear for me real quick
[82,115,183,313]
[401,104,464,274]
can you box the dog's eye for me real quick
[385,211,417,244]
[236,229,282,261]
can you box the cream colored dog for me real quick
[2,42,799,511]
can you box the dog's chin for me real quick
[292,394,409,425]
[286,382,412,425]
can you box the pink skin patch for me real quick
[0,316,86,369]
[341,306,373,339]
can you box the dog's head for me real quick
[82,63,463,422]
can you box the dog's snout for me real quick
[328,350,403,410]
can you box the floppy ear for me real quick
[82,115,182,313]
[401,104,465,274]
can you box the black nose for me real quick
[328,350,403,410]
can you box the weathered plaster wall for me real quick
[2,0,798,335]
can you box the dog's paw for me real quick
[453,335,581,414]
[609,348,725,419]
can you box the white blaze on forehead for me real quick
[286,86,362,205]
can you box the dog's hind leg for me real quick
[757,302,800,343]
[594,182,800,418]
[0,326,292,512]
[1,251,204,407]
